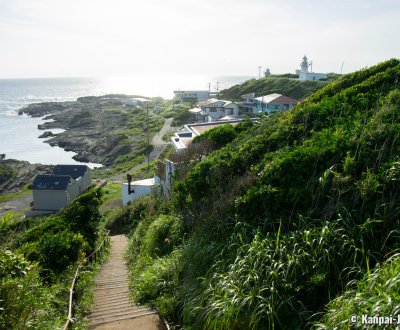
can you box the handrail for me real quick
[62,231,110,330]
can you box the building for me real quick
[240,93,298,115]
[122,177,155,206]
[174,90,210,103]
[122,160,177,205]
[296,55,327,81]
[31,165,92,212]
[171,119,250,152]
[192,98,239,122]
[188,98,240,123]
[32,175,78,211]
[241,93,257,113]
[52,164,92,194]
[253,94,298,114]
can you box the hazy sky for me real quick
[0,0,399,78]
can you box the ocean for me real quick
[0,75,253,166]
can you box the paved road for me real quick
[88,235,165,330]
[151,118,173,146]
[109,117,175,182]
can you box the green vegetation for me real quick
[219,75,337,101]
[192,119,255,149]
[117,59,400,328]
[316,253,400,329]
[0,164,16,185]
[0,183,31,203]
[0,188,108,329]
[156,101,195,126]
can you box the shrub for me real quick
[142,215,184,257]
[0,250,64,329]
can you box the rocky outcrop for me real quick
[38,131,55,138]
[18,95,154,166]
[0,158,52,194]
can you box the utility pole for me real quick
[146,101,150,165]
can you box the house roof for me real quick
[52,164,89,179]
[242,93,255,98]
[188,107,202,113]
[255,93,298,105]
[32,175,72,191]
[199,98,221,106]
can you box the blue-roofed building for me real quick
[31,165,92,212]
[52,165,91,194]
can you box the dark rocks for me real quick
[38,131,54,138]
[18,95,148,166]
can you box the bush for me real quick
[105,199,147,235]
[193,124,237,148]
[142,215,184,257]
[0,250,64,329]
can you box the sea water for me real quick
[0,75,252,166]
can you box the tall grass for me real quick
[315,254,400,329]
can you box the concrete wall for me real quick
[299,72,327,81]
[121,182,154,206]
[33,190,69,211]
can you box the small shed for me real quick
[32,175,75,211]
[52,165,92,194]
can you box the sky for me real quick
[0,0,399,78]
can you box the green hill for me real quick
[219,74,338,101]
[119,59,400,329]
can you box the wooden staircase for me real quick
[88,235,164,330]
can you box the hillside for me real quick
[121,59,400,328]
[219,75,337,101]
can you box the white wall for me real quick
[121,183,154,206]
[33,190,68,211]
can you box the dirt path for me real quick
[88,235,164,330]
[0,194,32,217]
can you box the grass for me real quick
[315,254,400,329]
[0,183,31,203]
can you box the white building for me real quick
[241,93,298,115]
[122,159,178,205]
[174,90,210,102]
[296,55,327,81]
[171,119,250,152]
[122,177,155,206]
[197,98,239,122]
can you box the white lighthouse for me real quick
[300,55,309,73]
[296,55,327,81]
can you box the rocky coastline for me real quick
[18,95,153,166]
